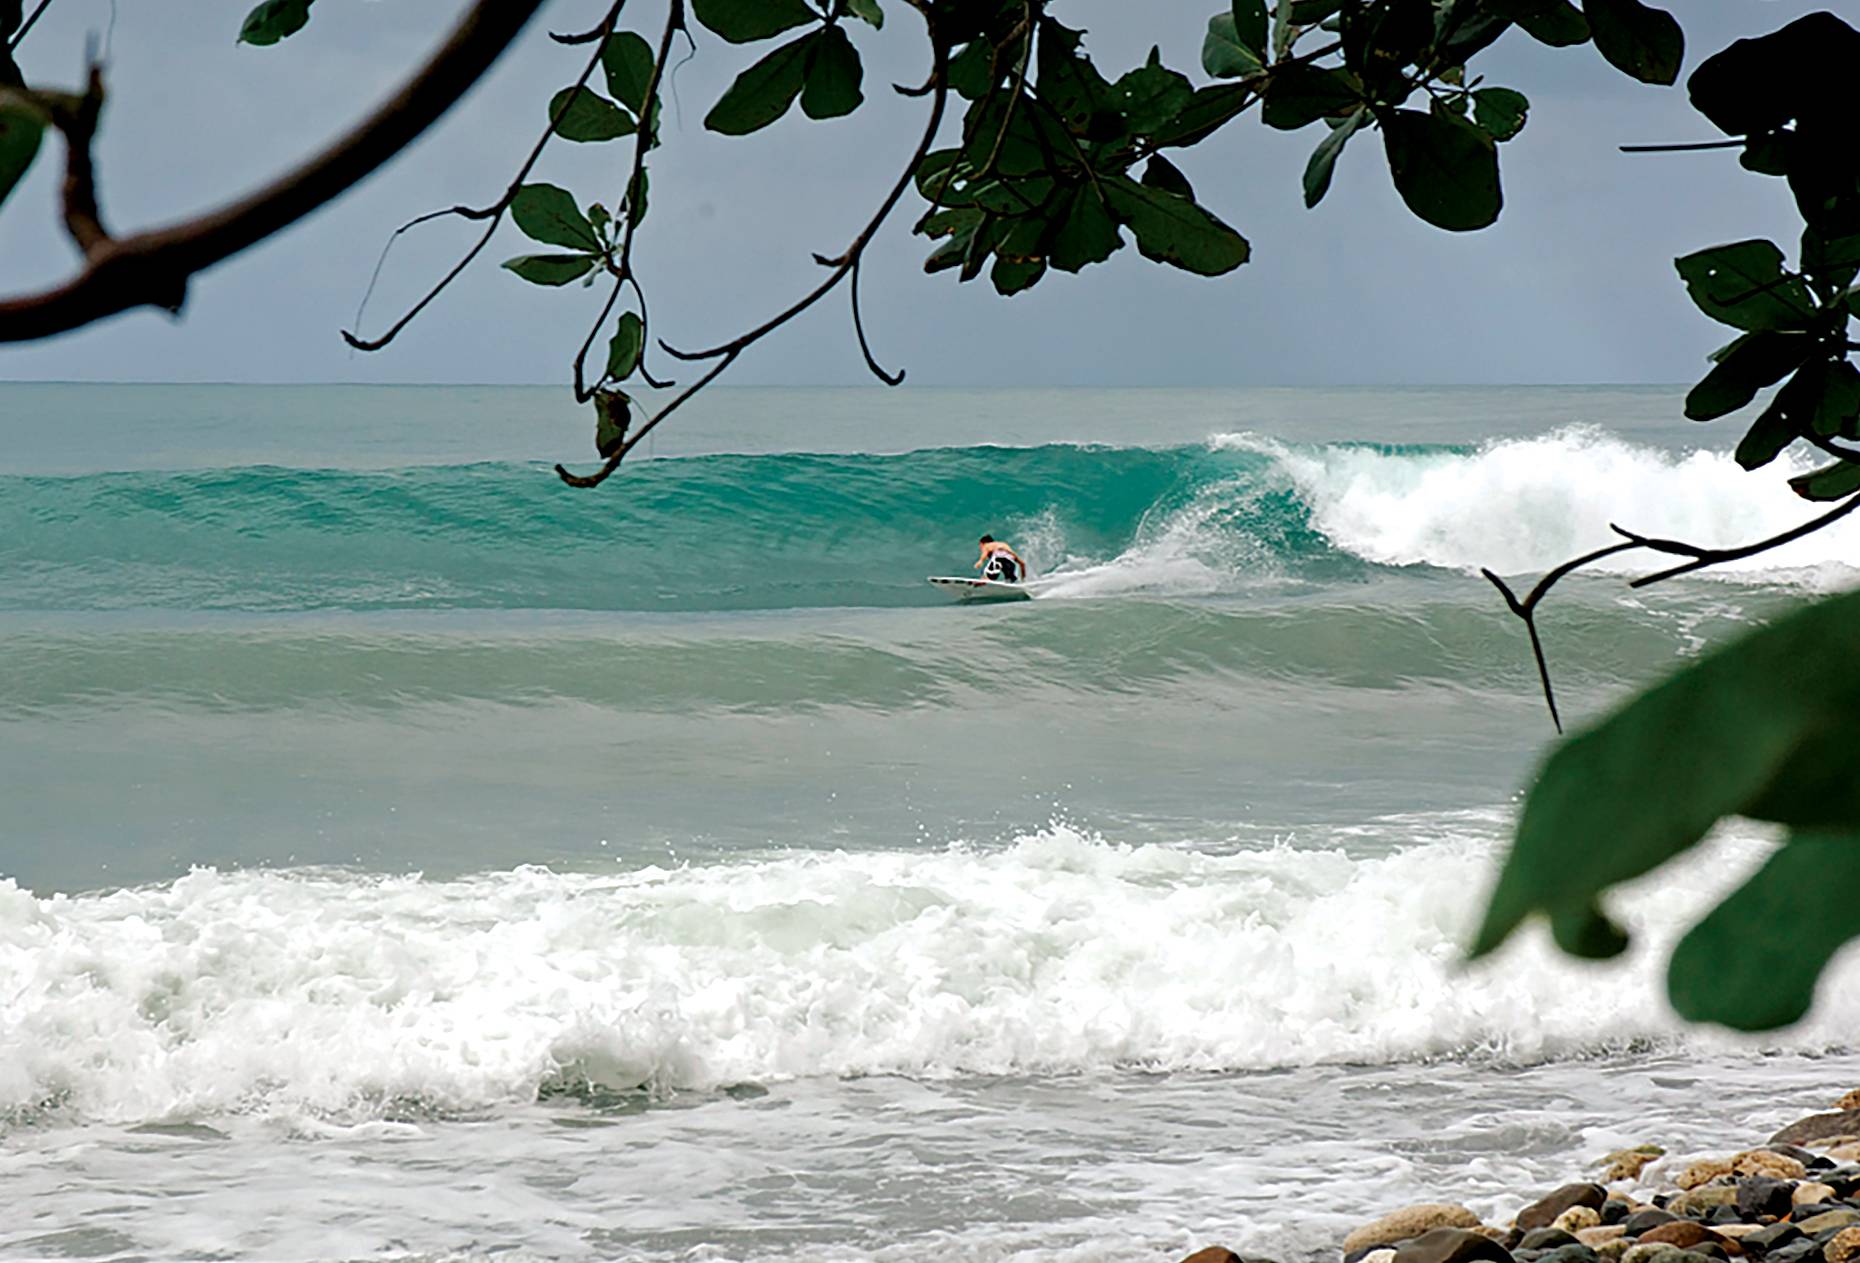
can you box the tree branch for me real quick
[0,0,545,341]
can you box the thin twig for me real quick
[1616,493,1860,586]
[0,0,546,339]
[1620,139,1745,153]
[7,0,54,50]
[1481,541,1642,733]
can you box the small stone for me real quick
[1624,1211,1680,1236]
[1595,1240,1636,1262]
[1736,1152,1809,1181]
[1798,1211,1860,1235]
[1679,1162,1737,1191]
[1689,1246,1730,1261]
[1348,1250,1395,1263]
[1360,1252,1398,1263]
[1744,1224,1805,1253]
[1622,1244,1681,1263]
[1738,1177,1797,1221]
[1603,1204,1632,1227]
[1521,1188,1611,1232]
[1558,1211,1604,1234]
[1182,1250,1243,1263]
[1830,1143,1860,1164]
[1639,1224,1732,1254]
[1476,1229,1518,1246]
[1706,1208,1744,1229]
[1669,1188,1740,1218]
[1346,1207,1487,1255]
[1524,1231,1580,1251]
[1826,1227,1860,1263]
[1763,1241,1822,1263]
[1580,1229,1630,1248]
[1606,1149,1669,1183]
[1538,1247,1600,1263]
[1769,1146,1824,1169]
[1835,1091,1860,1112]
[1771,1112,1860,1149]
[1392,1228,1516,1263]
[1796,1185,1838,1208]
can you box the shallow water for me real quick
[2,384,1856,1262]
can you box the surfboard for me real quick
[927,576,1033,602]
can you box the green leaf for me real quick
[1687,13,1860,140]
[1149,84,1251,149]
[1202,12,1264,79]
[1115,48,1194,136]
[1471,87,1528,142]
[1289,0,1345,22]
[1103,175,1250,277]
[845,0,882,29]
[502,253,599,286]
[511,184,601,252]
[1470,586,1860,980]
[1261,65,1362,131]
[1049,187,1123,274]
[991,255,1047,296]
[1231,0,1269,59]
[1733,388,1806,471]
[594,390,631,459]
[690,0,818,45]
[1789,460,1860,502]
[1673,240,1816,333]
[1683,331,1812,420]
[588,202,612,241]
[1487,0,1589,47]
[1809,359,1860,437]
[238,0,313,45]
[1380,108,1502,232]
[946,40,999,101]
[1582,0,1682,86]
[1037,18,1118,136]
[1801,230,1860,297]
[800,25,863,120]
[626,168,650,226]
[705,33,813,135]
[607,312,644,382]
[1303,107,1366,208]
[601,32,658,117]
[1668,832,1860,1030]
[1142,154,1195,201]
[548,86,637,143]
[0,101,44,213]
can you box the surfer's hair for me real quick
[979,534,994,544]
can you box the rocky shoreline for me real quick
[1187,1094,1860,1263]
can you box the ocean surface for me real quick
[3,383,1858,1263]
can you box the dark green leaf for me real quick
[1471,87,1528,142]
[1202,12,1264,80]
[594,390,631,459]
[238,0,313,45]
[1688,14,1860,140]
[602,32,658,117]
[1115,48,1194,136]
[1802,229,1860,296]
[705,33,813,135]
[1289,0,1345,23]
[1683,331,1812,420]
[0,101,44,212]
[1470,586,1860,978]
[801,25,863,120]
[588,202,612,241]
[1790,460,1860,501]
[1673,239,1816,332]
[548,86,637,143]
[626,168,649,225]
[991,255,1047,296]
[1037,18,1118,135]
[1668,832,1860,1031]
[1261,64,1362,131]
[607,312,644,382]
[845,0,882,30]
[1810,360,1860,437]
[1739,131,1792,178]
[1142,154,1194,201]
[1303,108,1366,208]
[1149,84,1251,149]
[1103,175,1250,276]
[1583,0,1682,85]
[502,253,599,286]
[690,0,817,45]
[1487,0,1589,47]
[1733,386,1806,471]
[512,184,601,252]
[1380,108,1502,232]
[1049,187,1123,273]
[947,40,999,101]
[1231,0,1268,59]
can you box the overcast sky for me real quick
[0,1,1826,386]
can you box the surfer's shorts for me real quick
[984,558,1019,582]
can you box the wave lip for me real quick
[1225,426,1860,585]
[3,822,1854,1126]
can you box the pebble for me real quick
[1520,1187,1609,1232]
[1827,1227,1860,1263]
[1676,1162,1734,1191]
[1604,1149,1668,1183]
[1637,1223,1727,1252]
[1736,1176,1796,1220]
[1180,1251,1243,1263]
[1345,1207,1486,1255]
[1392,1227,1516,1263]
[1668,1188,1740,1218]
[1799,1211,1860,1236]
[1771,1112,1860,1148]
[1796,1184,1838,1207]
[1621,1244,1680,1263]
[1734,1151,1808,1181]
[1624,1211,1679,1236]
[1837,1092,1860,1112]
[1578,1229,1629,1248]
[1556,1210,1603,1234]
[1521,1231,1579,1251]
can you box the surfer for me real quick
[975,535,1027,584]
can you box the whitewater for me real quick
[3,384,1858,1263]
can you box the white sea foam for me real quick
[1221,427,1860,585]
[3,821,1855,1125]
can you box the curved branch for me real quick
[346,0,625,351]
[849,256,903,385]
[1481,541,1644,733]
[557,0,949,488]
[0,0,546,341]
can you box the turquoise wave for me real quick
[0,443,1353,613]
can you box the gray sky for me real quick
[0,1,1825,386]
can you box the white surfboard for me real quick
[927,576,1033,602]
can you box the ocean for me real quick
[2,382,1857,1263]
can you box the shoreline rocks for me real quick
[1179,1090,1860,1263]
